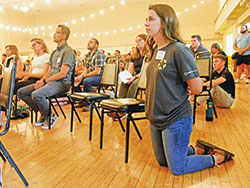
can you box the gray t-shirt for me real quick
[145,42,200,130]
[49,43,75,85]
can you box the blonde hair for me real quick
[57,24,70,40]
[132,34,148,59]
[5,45,20,60]
[31,38,50,54]
[146,4,184,61]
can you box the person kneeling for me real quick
[198,54,235,108]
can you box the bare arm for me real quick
[242,41,250,53]
[127,62,134,75]
[82,66,101,78]
[233,43,239,52]
[23,63,50,79]
[16,59,24,79]
[203,77,226,87]
[186,77,202,95]
[45,64,70,82]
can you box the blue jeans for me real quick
[82,75,101,92]
[150,116,214,175]
[75,75,101,92]
[17,81,70,118]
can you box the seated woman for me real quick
[15,38,50,93]
[108,34,148,120]
[211,43,228,67]
[5,45,24,80]
[118,34,148,98]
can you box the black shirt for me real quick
[146,42,200,130]
[131,56,144,74]
[213,67,235,98]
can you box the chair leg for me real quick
[94,103,101,120]
[31,109,33,123]
[100,109,104,149]
[55,98,66,119]
[51,102,59,117]
[68,97,81,123]
[35,111,38,122]
[89,102,94,141]
[115,112,125,132]
[0,150,6,162]
[0,141,29,187]
[70,99,74,132]
[130,115,142,140]
[125,115,130,163]
[193,95,197,124]
[49,99,52,129]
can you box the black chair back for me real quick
[99,56,119,97]
[0,56,17,136]
[195,51,212,88]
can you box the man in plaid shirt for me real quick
[74,38,105,92]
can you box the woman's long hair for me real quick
[132,34,148,59]
[146,4,184,61]
[5,45,20,60]
[211,43,223,52]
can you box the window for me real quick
[226,33,234,55]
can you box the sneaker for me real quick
[33,117,45,127]
[246,79,250,84]
[235,79,240,83]
[42,114,58,130]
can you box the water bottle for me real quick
[206,99,213,121]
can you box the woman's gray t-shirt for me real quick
[145,42,200,130]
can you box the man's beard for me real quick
[240,30,247,34]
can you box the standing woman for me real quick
[144,4,233,175]
[15,38,50,93]
[119,34,148,98]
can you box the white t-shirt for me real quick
[32,53,50,74]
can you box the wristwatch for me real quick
[43,79,47,85]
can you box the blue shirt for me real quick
[235,33,250,55]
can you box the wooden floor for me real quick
[1,81,250,187]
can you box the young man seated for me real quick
[197,54,235,108]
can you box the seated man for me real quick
[197,54,235,108]
[17,24,75,129]
[190,35,208,57]
[74,38,105,92]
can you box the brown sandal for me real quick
[196,139,234,156]
[214,148,234,164]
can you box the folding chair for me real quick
[0,56,29,186]
[45,65,82,129]
[69,56,120,140]
[99,60,148,163]
[193,51,218,124]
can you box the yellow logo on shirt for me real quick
[158,59,167,70]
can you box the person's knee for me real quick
[31,90,44,102]
[157,160,168,167]
[82,78,91,86]
[169,166,184,175]
[17,88,23,98]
